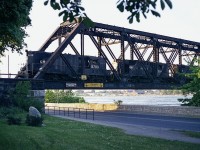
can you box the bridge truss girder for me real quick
[23,20,200,89]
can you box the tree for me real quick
[45,90,85,103]
[44,0,172,24]
[178,59,200,106]
[11,81,44,111]
[0,0,32,56]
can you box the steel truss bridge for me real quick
[9,20,200,89]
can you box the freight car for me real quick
[116,60,169,82]
[18,51,108,81]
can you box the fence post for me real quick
[68,107,69,116]
[74,108,75,118]
[54,106,55,115]
[93,109,94,120]
[59,107,60,115]
[86,109,87,119]
[64,108,66,116]
[79,108,80,118]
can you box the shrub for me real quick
[7,115,22,125]
[45,90,85,103]
[0,107,23,119]
[0,107,11,118]
[79,97,85,103]
[25,114,43,127]
[9,81,44,112]
[17,98,44,112]
[114,100,123,105]
[0,91,13,107]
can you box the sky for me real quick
[0,0,200,77]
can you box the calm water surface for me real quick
[83,95,191,106]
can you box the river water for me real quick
[83,95,191,106]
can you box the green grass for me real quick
[183,131,200,139]
[0,115,200,150]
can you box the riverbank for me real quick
[45,103,200,117]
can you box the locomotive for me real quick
[18,51,108,81]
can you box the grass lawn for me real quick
[183,131,200,139]
[0,115,200,150]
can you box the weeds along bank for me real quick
[45,103,118,111]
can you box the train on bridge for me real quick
[14,20,199,89]
[17,51,188,85]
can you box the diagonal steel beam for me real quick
[89,35,121,81]
[141,46,148,57]
[189,53,197,66]
[159,47,175,75]
[147,50,154,61]
[34,23,82,79]
[39,27,61,52]
[169,49,178,62]
[60,54,79,79]
[69,42,80,55]
[171,50,179,64]
[102,38,117,60]
[131,44,153,80]
[131,43,145,61]
[127,39,153,80]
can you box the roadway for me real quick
[94,111,200,132]
[46,108,200,132]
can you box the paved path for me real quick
[51,114,200,144]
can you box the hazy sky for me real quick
[0,0,200,76]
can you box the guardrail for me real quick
[45,106,94,120]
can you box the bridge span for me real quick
[1,20,200,89]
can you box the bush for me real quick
[17,98,44,113]
[0,91,13,107]
[114,100,123,105]
[45,90,85,103]
[7,115,22,125]
[0,107,23,119]
[25,114,43,127]
[79,97,85,103]
[11,81,44,112]
[0,107,12,118]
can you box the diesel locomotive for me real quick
[18,51,108,81]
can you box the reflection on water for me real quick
[83,95,191,106]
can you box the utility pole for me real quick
[8,54,10,78]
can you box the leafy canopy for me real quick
[0,0,32,56]
[44,0,172,24]
[178,59,200,106]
